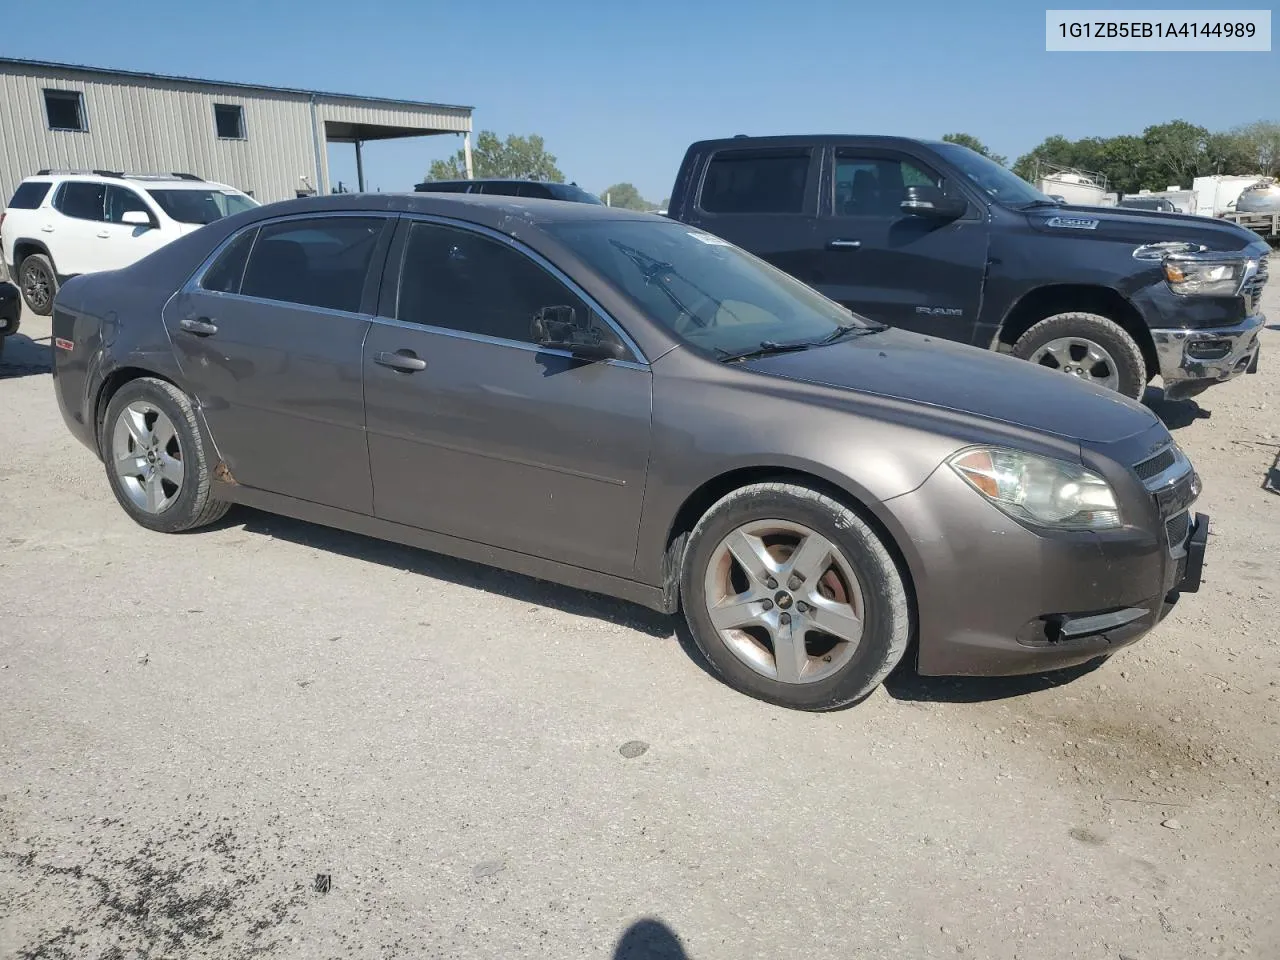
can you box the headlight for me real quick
[1164,258,1247,297]
[948,447,1121,530]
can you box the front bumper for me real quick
[886,459,1206,678]
[1151,314,1263,400]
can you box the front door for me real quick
[163,214,393,512]
[364,219,654,578]
[98,185,171,271]
[813,148,988,341]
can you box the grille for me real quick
[1165,511,1191,547]
[1244,254,1269,314]
[1134,447,1176,482]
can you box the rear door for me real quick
[49,180,113,275]
[813,147,988,339]
[163,213,393,512]
[363,217,653,577]
[678,146,821,285]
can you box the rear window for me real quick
[146,188,258,225]
[8,181,52,209]
[699,149,810,214]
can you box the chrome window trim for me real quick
[392,213,650,366]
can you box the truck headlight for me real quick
[1164,258,1246,297]
[948,447,1121,530]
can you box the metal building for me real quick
[0,57,474,205]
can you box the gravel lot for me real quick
[2,283,1278,960]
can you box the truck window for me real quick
[699,149,810,214]
[833,153,942,217]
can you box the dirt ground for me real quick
[1,281,1278,960]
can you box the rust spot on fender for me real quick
[213,462,237,485]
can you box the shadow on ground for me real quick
[1143,384,1209,430]
[884,657,1107,703]
[0,332,52,379]
[233,508,676,640]
[613,919,689,960]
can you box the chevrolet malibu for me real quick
[50,193,1208,710]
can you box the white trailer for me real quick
[1191,175,1266,217]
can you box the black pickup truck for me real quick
[666,135,1269,400]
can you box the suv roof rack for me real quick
[33,168,204,182]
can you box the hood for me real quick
[743,328,1160,443]
[1026,203,1261,252]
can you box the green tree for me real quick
[1234,120,1280,176]
[600,182,650,210]
[940,133,1007,166]
[1140,120,1211,187]
[427,130,565,182]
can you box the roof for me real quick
[687,134,941,150]
[243,191,662,226]
[0,57,473,113]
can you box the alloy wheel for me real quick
[702,519,865,684]
[22,262,51,312]
[1029,337,1120,391]
[111,401,185,514]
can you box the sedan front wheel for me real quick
[680,482,911,710]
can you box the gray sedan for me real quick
[50,193,1207,710]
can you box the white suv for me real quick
[1,170,259,315]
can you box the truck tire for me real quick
[679,481,911,711]
[18,253,58,316]
[1011,312,1148,400]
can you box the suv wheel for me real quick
[680,482,911,711]
[102,377,231,533]
[1011,312,1148,400]
[19,253,57,316]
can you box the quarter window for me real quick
[396,221,604,348]
[833,153,944,216]
[239,217,384,312]
[201,229,258,294]
[54,181,107,221]
[43,89,86,131]
[699,150,810,214]
[8,182,52,209]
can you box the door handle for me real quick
[179,316,218,336]
[40,225,54,233]
[826,239,862,250]
[374,350,427,372]
[97,231,111,239]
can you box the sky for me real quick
[5,0,1277,202]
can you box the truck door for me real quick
[678,145,822,287]
[813,147,988,341]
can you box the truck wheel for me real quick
[680,482,911,711]
[19,253,57,316]
[1011,312,1147,400]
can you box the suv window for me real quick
[54,181,107,221]
[396,221,602,346]
[833,153,943,217]
[201,228,258,294]
[105,186,153,224]
[240,217,384,313]
[8,182,52,209]
[699,149,810,214]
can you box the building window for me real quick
[214,104,245,140]
[44,89,86,132]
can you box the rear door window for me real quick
[7,181,52,209]
[699,149,811,214]
[239,217,385,313]
[54,181,107,221]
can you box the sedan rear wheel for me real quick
[102,377,230,533]
[681,482,911,710]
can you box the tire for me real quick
[18,253,57,316]
[679,482,911,711]
[101,377,231,533]
[1011,312,1147,400]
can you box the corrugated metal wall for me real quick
[0,63,471,205]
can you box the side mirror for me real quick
[121,210,152,227]
[900,185,967,220]
[531,305,625,362]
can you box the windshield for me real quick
[932,142,1050,208]
[146,188,259,225]
[546,219,878,357]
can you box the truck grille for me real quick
[1134,447,1176,482]
[1243,254,1269,315]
